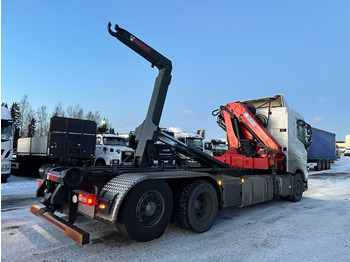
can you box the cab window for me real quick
[297,120,306,145]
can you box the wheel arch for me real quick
[94,158,106,166]
[294,168,308,191]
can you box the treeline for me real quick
[2,94,113,138]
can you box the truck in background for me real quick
[1,106,13,183]
[344,146,350,156]
[12,116,96,175]
[169,127,204,166]
[204,139,227,156]
[307,127,336,171]
[30,23,313,245]
[12,117,135,175]
[169,127,204,151]
[94,133,134,166]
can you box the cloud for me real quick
[318,97,327,105]
[182,109,194,116]
[313,117,323,123]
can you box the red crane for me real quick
[214,102,284,171]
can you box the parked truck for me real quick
[30,23,313,245]
[12,116,96,175]
[13,117,135,175]
[169,127,204,150]
[94,133,134,166]
[307,127,336,171]
[204,139,227,156]
[1,106,13,183]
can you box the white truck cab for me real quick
[243,94,312,180]
[1,106,13,182]
[169,127,204,150]
[94,133,134,166]
[204,139,227,156]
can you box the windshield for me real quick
[1,120,13,141]
[103,137,126,146]
[187,138,203,149]
[212,141,226,150]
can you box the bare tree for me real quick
[19,95,29,137]
[66,106,74,118]
[85,110,101,125]
[23,107,36,137]
[36,106,49,136]
[6,97,115,138]
[67,104,84,119]
[52,103,65,117]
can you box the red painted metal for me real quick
[215,102,284,170]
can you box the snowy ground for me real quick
[1,157,350,262]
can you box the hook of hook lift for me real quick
[107,22,120,37]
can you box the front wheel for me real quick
[116,180,173,242]
[290,173,303,202]
[95,159,105,166]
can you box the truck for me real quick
[307,127,336,171]
[30,23,313,245]
[204,139,227,156]
[94,133,134,166]
[12,116,96,175]
[127,129,177,167]
[169,127,204,166]
[169,127,204,151]
[1,106,13,183]
[13,117,134,174]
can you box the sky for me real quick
[2,0,350,141]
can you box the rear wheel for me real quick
[315,160,322,171]
[290,173,303,202]
[116,180,173,242]
[173,180,218,233]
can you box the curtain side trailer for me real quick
[307,127,336,171]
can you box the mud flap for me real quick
[30,204,89,245]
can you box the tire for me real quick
[1,177,8,183]
[116,180,173,242]
[321,160,325,171]
[95,159,105,166]
[315,160,322,171]
[173,180,218,233]
[290,173,303,202]
[326,160,330,170]
[38,163,55,178]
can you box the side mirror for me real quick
[305,124,313,149]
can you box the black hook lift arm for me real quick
[108,23,172,167]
